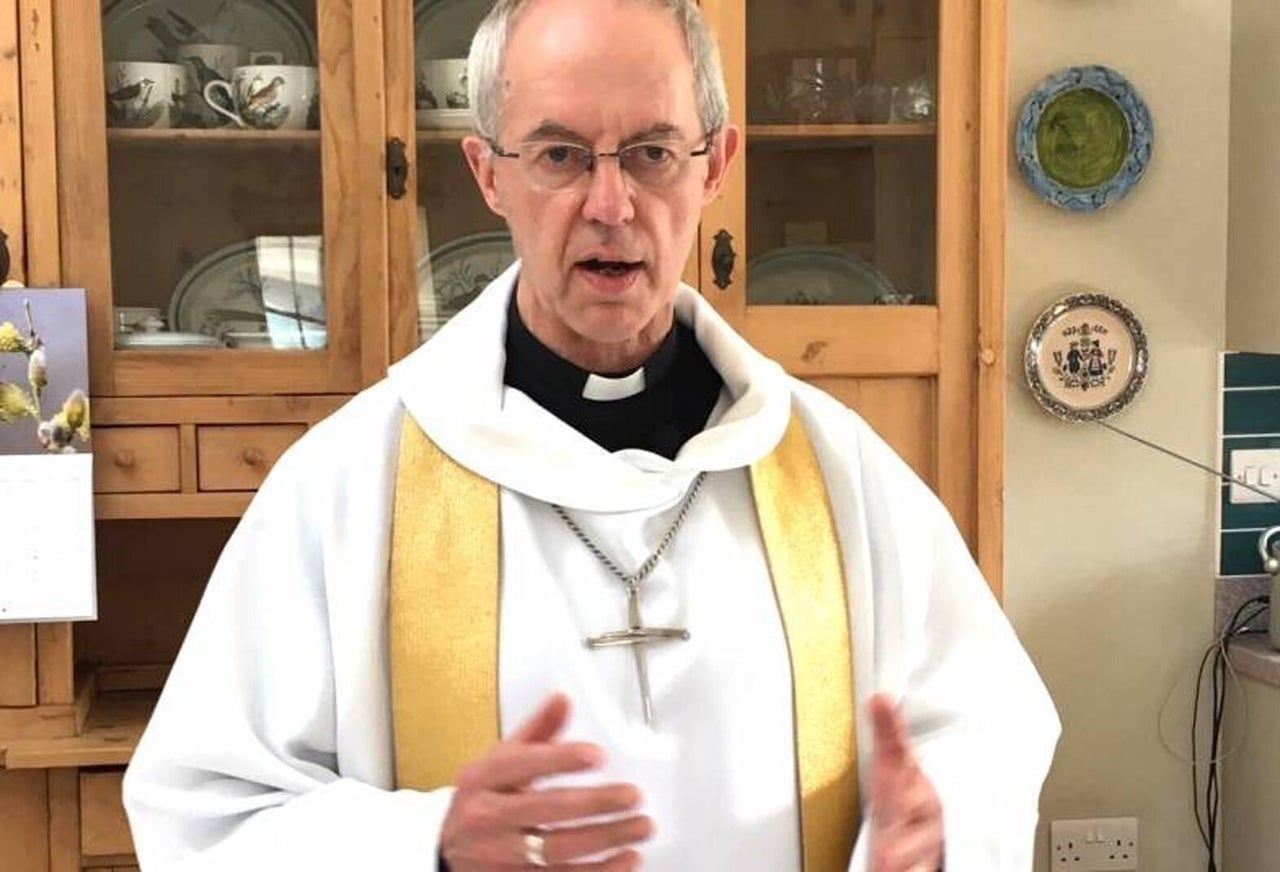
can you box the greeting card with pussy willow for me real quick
[0,289,91,456]
[0,288,96,623]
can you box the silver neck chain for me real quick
[550,472,708,590]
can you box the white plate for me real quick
[168,239,268,336]
[416,108,471,130]
[116,331,223,349]
[414,0,492,61]
[168,237,326,351]
[1024,292,1148,422]
[223,330,274,348]
[103,0,317,65]
[746,246,897,305]
[418,230,515,340]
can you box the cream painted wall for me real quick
[1227,0,1280,354]
[1005,2,1231,871]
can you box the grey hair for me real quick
[467,0,729,142]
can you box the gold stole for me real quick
[389,411,859,870]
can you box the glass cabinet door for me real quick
[744,0,938,308]
[390,0,513,354]
[59,1,370,395]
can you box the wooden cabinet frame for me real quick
[51,1,388,397]
[701,0,1007,592]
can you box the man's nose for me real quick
[580,157,636,226]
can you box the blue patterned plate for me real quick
[1016,66,1153,212]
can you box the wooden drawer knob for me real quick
[113,449,135,469]
[241,447,265,466]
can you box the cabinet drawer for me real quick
[197,424,306,491]
[80,769,134,859]
[93,427,181,494]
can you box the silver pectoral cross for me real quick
[585,583,689,726]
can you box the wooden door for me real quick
[0,0,22,288]
[49,0,389,397]
[383,0,509,362]
[700,0,1006,591]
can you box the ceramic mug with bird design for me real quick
[204,64,318,131]
[175,43,247,128]
[105,61,187,129]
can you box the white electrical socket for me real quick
[1229,448,1280,504]
[1050,818,1138,870]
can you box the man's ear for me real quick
[462,135,507,217]
[701,123,741,205]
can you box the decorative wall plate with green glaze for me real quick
[1016,66,1153,211]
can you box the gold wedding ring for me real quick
[522,831,548,867]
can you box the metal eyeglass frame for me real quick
[485,132,716,186]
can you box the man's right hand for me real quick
[439,693,652,871]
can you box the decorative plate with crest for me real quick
[1024,292,1149,422]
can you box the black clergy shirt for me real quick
[502,293,724,460]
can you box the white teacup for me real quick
[105,61,186,129]
[175,43,247,127]
[416,58,469,110]
[204,64,319,131]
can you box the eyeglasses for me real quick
[487,134,714,191]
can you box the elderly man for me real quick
[123,0,1059,870]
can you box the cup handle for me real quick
[203,80,245,128]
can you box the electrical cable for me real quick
[1190,594,1270,871]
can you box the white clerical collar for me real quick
[582,369,646,400]
[388,261,794,513]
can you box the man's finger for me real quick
[869,694,912,769]
[513,692,573,743]
[459,740,604,791]
[502,783,643,827]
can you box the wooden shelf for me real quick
[108,128,320,145]
[0,689,156,770]
[747,122,936,143]
[96,664,171,694]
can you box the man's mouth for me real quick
[578,258,642,278]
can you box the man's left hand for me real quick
[867,694,944,872]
